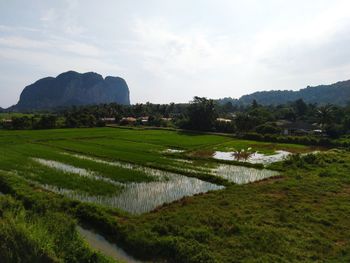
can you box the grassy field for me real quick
[1,127,349,262]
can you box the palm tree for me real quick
[316,104,334,129]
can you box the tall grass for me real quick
[0,195,114,262]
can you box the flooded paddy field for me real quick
[213,150,291,165]
[0,127,314,214]
[36,154,224,214]
[1,127,339,263]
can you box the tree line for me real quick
[2,98,350,140]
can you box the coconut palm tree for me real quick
[316,104,334,129]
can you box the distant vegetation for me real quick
[3,96,350,145]
[218,79,350,106]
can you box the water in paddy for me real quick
[213,164,279,184]
[77,226,143,263]
[32,158,123,186]
[62,153,169,181]
[42,176,223,214]
[34,156,224,214]
[164,148,185,153]
[34,154,278,212]
[213,150,291,165]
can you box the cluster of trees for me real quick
[215,99,350,138]
[2,97,350,139]
[0,115,59,130]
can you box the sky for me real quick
[1,0,350,108]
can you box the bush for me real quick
[255,124,281,135]
[241,132,334,147]
[214,121,236,133]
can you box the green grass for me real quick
[117,151,350,262]
[0,195,114,263]
[0,127,347,262]
[0,145,123,196]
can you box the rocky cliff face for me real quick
[15,71,130,110]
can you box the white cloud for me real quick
[0,34,103,58]
[0,25,40,33]
[252,0,350,72]
[2,0,350,107]
[130,18,242,78]
[0,36,49,49]
[0,47,121,78]
[40,8,57,22]
[40,1,85,36]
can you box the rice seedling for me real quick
[213,164,279,184]
[40,174,224,214]
[213,149,291,165]
[32,158,125,187]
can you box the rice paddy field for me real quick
[1,127,350,262]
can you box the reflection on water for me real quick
[32,158,123,186]
[68,152,211,180]
[63,153,169,181]
[213,150,291,165]
[77,226,143,263]
[33,153,280,213]
[214,164,279,184]
[172,158,193,164]
[41,174,224,214]
[164,148,185,153]
[35,155,224,214]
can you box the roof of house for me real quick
[276,120,317,130]
[216,118,232,123]
[122,117,137,122]
[1,119,12,123]
[100,117,116,121]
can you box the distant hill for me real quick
[218,80,350,106]
[12,71,130,110]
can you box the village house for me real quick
[140,116,149,124]
[216,118,232,123]
[121,117,137,124]
[100,117,116,124]
[276,120,321,136]
[1,119,12,124]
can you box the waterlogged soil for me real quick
[213,150,291,165]
[35,155,224,214]
[33,153,279,214]
[32,158,124,186]
[77,226,143,263]
[164,148,185,153]
[42,176,224,214]
[213,164,279,184]
[63,153,170,181]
